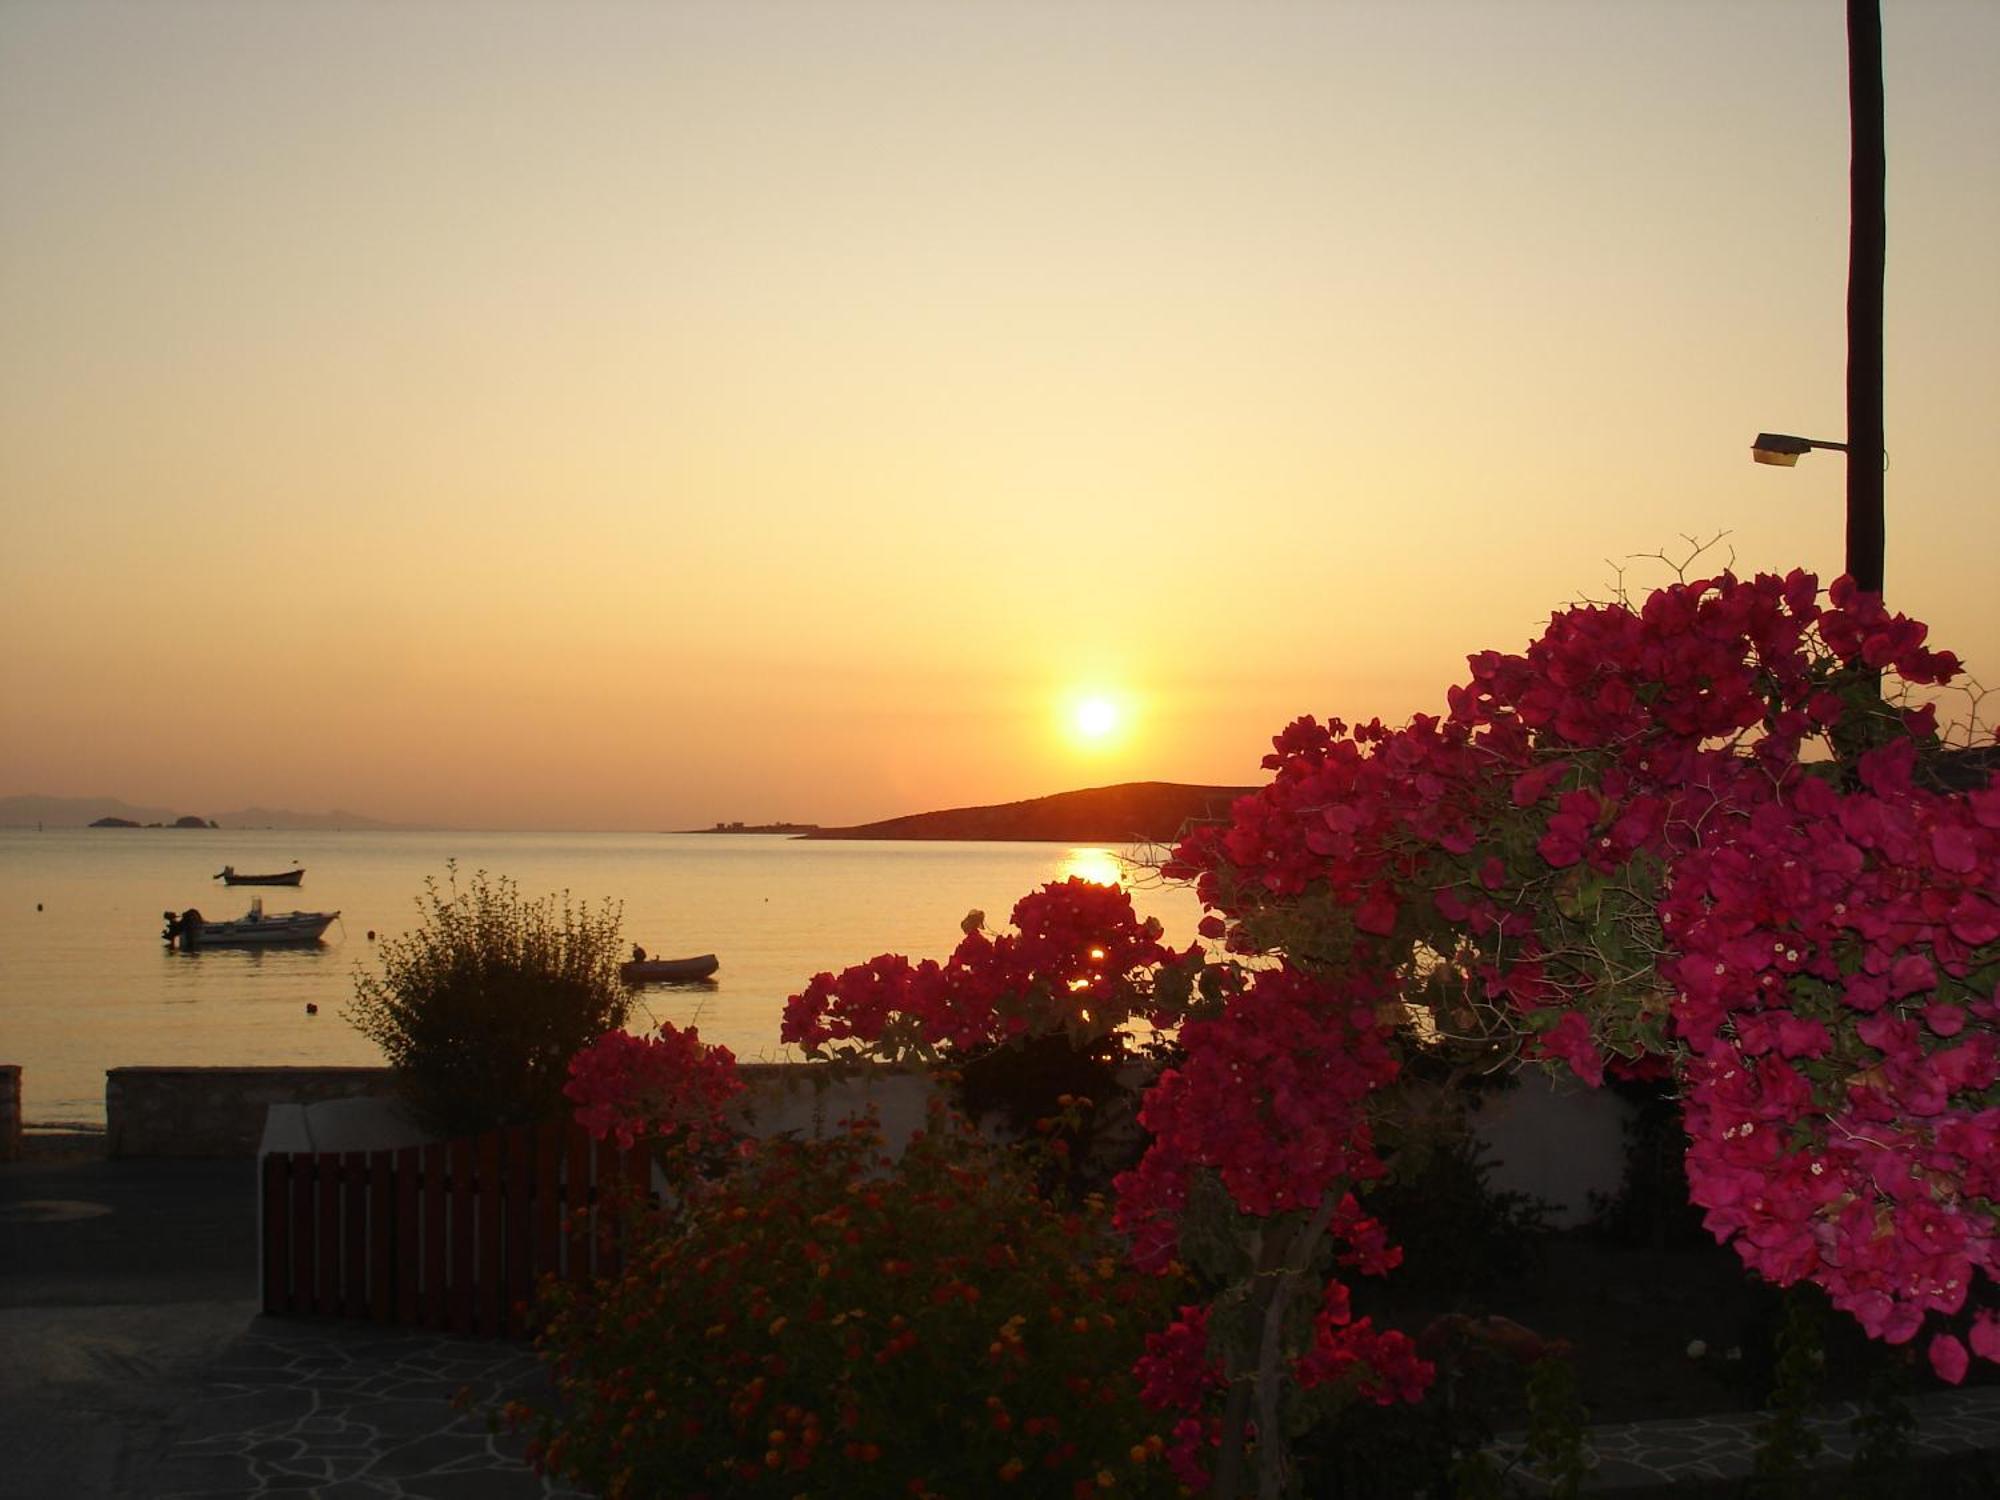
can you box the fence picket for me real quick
[289,1153,315,1315]
[261,1154,290,1314]
[341,1150,368,1318]
[423,1142,448,1328]
[449,1137,476,1334]
[395,1145,421,1325]
[475,1131,502,1336]
[534,1118,562,1288]
[504,1125,534,1337]
[314,1152,342,1316]
[369,1149,394,1322]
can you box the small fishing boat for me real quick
[163,898,339,949]
[215,865,305,886]
[619,952,720,985]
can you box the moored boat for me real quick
[619,952,719,985]
[163,898,339,948]
[216,865,305,886]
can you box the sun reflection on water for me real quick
[1057,847,1125,887]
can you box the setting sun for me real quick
[1061,688,1135,754]
[1075,697,1119,740]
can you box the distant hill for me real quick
[803,781,1255,844]
[3,794,184,828]
[0,794,410,830]
[687,820,822,835]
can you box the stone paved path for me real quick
[148,1321,587,1500]
[1492,1383,2000,1492]
[137,1315,2000,1498]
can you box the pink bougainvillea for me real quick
[1113,963,1399,1239]
[1172,568,1998,1381]
[781,876,1192,1060]
[1660,741,1999,1355]
[564,1021,744,1151]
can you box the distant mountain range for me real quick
[0,794,411,831]
[803,781,1256,844]
[6,780,1265,838]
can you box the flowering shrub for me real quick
[1169,568,1998,1396]
[518,1100,1185,1499]
[783,877,1197,1062]
[564,1022,744,1153]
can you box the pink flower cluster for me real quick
[1115,965,1400,1248]
[780,878,1189,1060]
[1293,1276,1435,1407]
[1134,1306,1226,1489]
[564,1023,744,1151]
[1661,742,2000,1376]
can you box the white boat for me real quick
[162,898,339,948]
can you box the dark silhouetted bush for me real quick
[347,863,629,1137]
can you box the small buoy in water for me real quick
[36,902,43,911]
[305,1002,318,1015]
[366,929,376,940]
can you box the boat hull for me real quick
[619,953,719,985]
[165,907,339,948]
[218,869,305,887]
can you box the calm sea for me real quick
[0,828,1201,1126]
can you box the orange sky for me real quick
[2,1,1995,831]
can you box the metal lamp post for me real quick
[1753,1,1885,596]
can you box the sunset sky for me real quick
[2,1,1995,831]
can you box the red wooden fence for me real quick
[260,1118,653,1337]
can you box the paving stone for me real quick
[147,1449,261,1492]
[377,1377,478,1402]
[1580,1454,1686,1489]
[306,1480,401,1499]
[401,1465,555,1500]
[340,1397,468,1440]
[173,1388,317,1442]
[365,1430,498,1478]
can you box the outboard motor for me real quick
[162,909,180,943]
[163,907,204,947]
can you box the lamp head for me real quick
[1752,433,1811,466]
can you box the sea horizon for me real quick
[0,826,1204,1128]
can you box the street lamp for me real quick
[1749,4,1884,598]
[1750,432,1849,467]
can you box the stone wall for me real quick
[104,1059,1632,1225]
[0,1065,20,1161]
[105,1063,935,1161]
[106,1066,399,1159]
